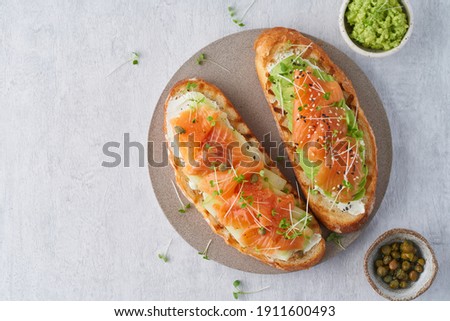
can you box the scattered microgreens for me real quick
[227,0,257,27]
[196,53,206,65]
[323,92,331,100]
[198,239,212,260]
[107,51,141,77]
[186,82,198,91]
[232,280,270,300]
[239,193,254,208]
[196,52,231,73]
[158,238,172,263]
[178,203,191,214]
[233,174,247,183]
[131,52,139,65]
[171,180,191,214]
[327,232,345,250]
[342,179,353,189]
[271,209,278,216]
[207,116,216,126]
[276,213,311,240]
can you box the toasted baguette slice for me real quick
[164,78,325,270]
[254,27,378,233]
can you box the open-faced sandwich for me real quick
[254,27,377,233]
[164,78,325,270]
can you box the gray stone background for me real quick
[1,0,448,300]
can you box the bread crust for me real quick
[164,78,325,270]
[254,27,378,233]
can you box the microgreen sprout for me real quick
[232,280,270,300]
[171,180,191,214]
[196,52,231,73]
[107,51,140,77]
[131,52,139,65]
[198,239,212,260]
[327,232,345,250]
[186,82,198,91]
[158,238,172,263]
[196,53,206,65]
[227,0,257,27]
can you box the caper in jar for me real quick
[375,259,384,267]
[381,245,392,256]
[417,258,425,266]
[377,266,388,277]
[401,252,414,261]
[415,264,424,273]
[401,261,411,271]
[409,270,419,282]
[383,275,393,284]
[389,279,399,289]
[383,255,392,265]
[389,260,399,271]
[391,251,400,259]
[400,241,414,253]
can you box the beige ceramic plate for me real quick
[148,29,392,274]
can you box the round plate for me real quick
[148,29,392,274]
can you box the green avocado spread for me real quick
[345,0,409,51]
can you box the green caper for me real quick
[375,259,384,267]
[400,241,414,253]
[389,279,399,289]
[383,255,392,265]
[218,163,227,172]
[174,126,186,134]
[377,266,388,277]
[401,261,411,271]
[392,243,400,251]
[409,270,419,282]
[383,275,393,284]
[415,264,424,273]
[417,258,425,266]
[401,252,414,261]
[391,251,400,259]
[399,281,408,289]
[250,173,259,183]
[381,245,392,256]
[395,269,408,281]
[411,255,418,263]
[389,259,399,271]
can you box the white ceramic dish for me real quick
[364,229,438,300]
[339,0,414,57]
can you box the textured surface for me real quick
[0,0,449,300]
[149,30,391,274]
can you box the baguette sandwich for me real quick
[254,27,378,233]
[164,78,325,270]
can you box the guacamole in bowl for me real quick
[339,0,413,57]
[345,0,409,51]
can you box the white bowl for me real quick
[364,229,438,301]
[338,0,414,57]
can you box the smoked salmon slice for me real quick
[169,97,318,252]
[293,68,365,202]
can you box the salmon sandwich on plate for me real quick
[164,78,325,270]
[254,27,378,233]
